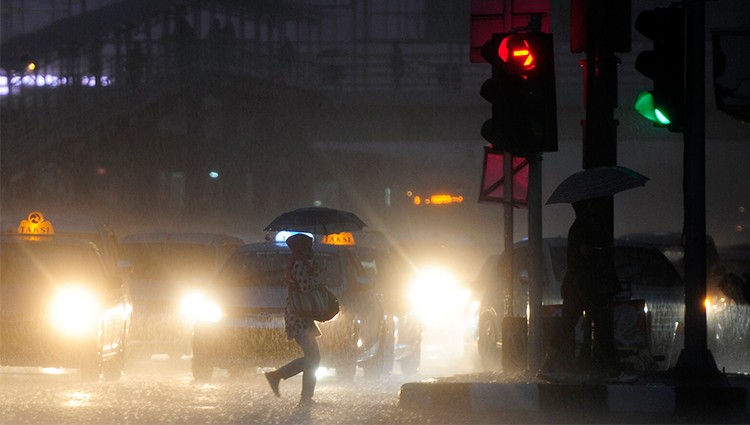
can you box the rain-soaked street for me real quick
[0,324,509,425]
[1,359,423,425]
[4,310,750,425]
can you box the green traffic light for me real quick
[634,91,671,125]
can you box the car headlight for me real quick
[181,292,223,323]
[409,266,470,323]
[49,286,100,336]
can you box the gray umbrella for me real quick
[546,166,649,205]
[264,207,367,235]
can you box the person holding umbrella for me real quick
[540,197,630,381]
[265,233,322,407]
[541,166,648,383]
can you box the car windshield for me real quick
[549,245,682,288]
[549,246,568,283]
[1,241,106,285]
[123,243,216,281]
[615,246,683,287]
[217,250,341,288]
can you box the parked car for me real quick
[475,237,685,372]
[121,232,244,358]
[189,233,394,380]
[1,214,131,380]
[620,232,722,297]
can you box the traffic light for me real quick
[480,32,558,156]
[634,6,685,132]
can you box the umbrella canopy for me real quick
[546,166,649,205]
[264,207,367,235]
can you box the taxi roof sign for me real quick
[18,211,55,235]
[321,232,356,246]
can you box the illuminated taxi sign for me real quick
[18,211,55,235]
[321,232,356,246]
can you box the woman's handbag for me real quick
[289,284,340,322]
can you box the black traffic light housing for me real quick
[634,6,685,132]
[480,32,558,157]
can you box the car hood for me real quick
[215,285,287,310]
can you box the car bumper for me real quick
[0,321,98,368]
[129,310,192,354]
[193,321,295,367]
[192,314,367,368]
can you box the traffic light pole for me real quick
[580,1,619,366]
[527,153,543,373]
[674,0,720,378]
[582,43,617,236]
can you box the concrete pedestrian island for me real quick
[397,371,750,422]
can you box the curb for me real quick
[397,381,749,415]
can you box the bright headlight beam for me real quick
[49,286,100,335]
[409,266,469,323]
[181,292,223,323]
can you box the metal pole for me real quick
[675,0,720,377]
[527,153,543,372]
[502,0,515,320]
[503,154,514,318]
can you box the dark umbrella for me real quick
[546,165,650,205]
[264,207,367,235]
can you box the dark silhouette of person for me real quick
[173,9,196,71]
[278,37,297,78]
[264,234,321,407]
[207,18,225,66]
[391,43,405,90]
[88,39,103,86]
[222,20,237,66]
[540,198,634,382]
[126,41,145,87]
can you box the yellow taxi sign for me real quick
[321,232,356,246]
[18,211,55,235]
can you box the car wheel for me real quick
[102,351,124,381]
[192,355,213,381]
[478,316,501,371]
[80,355,101,381]
[400,339,421,375]
[335,360,357,382]
[363,323,395,379]
[228,364,246,379]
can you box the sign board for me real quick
[479,147,529,207]
[470,0,552,63]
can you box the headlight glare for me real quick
[409,266,469,322]
[181,292,223,323]
[49,286,100,335]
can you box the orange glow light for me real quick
[321,232,356,246]
[18,211,55,235]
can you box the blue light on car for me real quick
[274,231,315,243]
